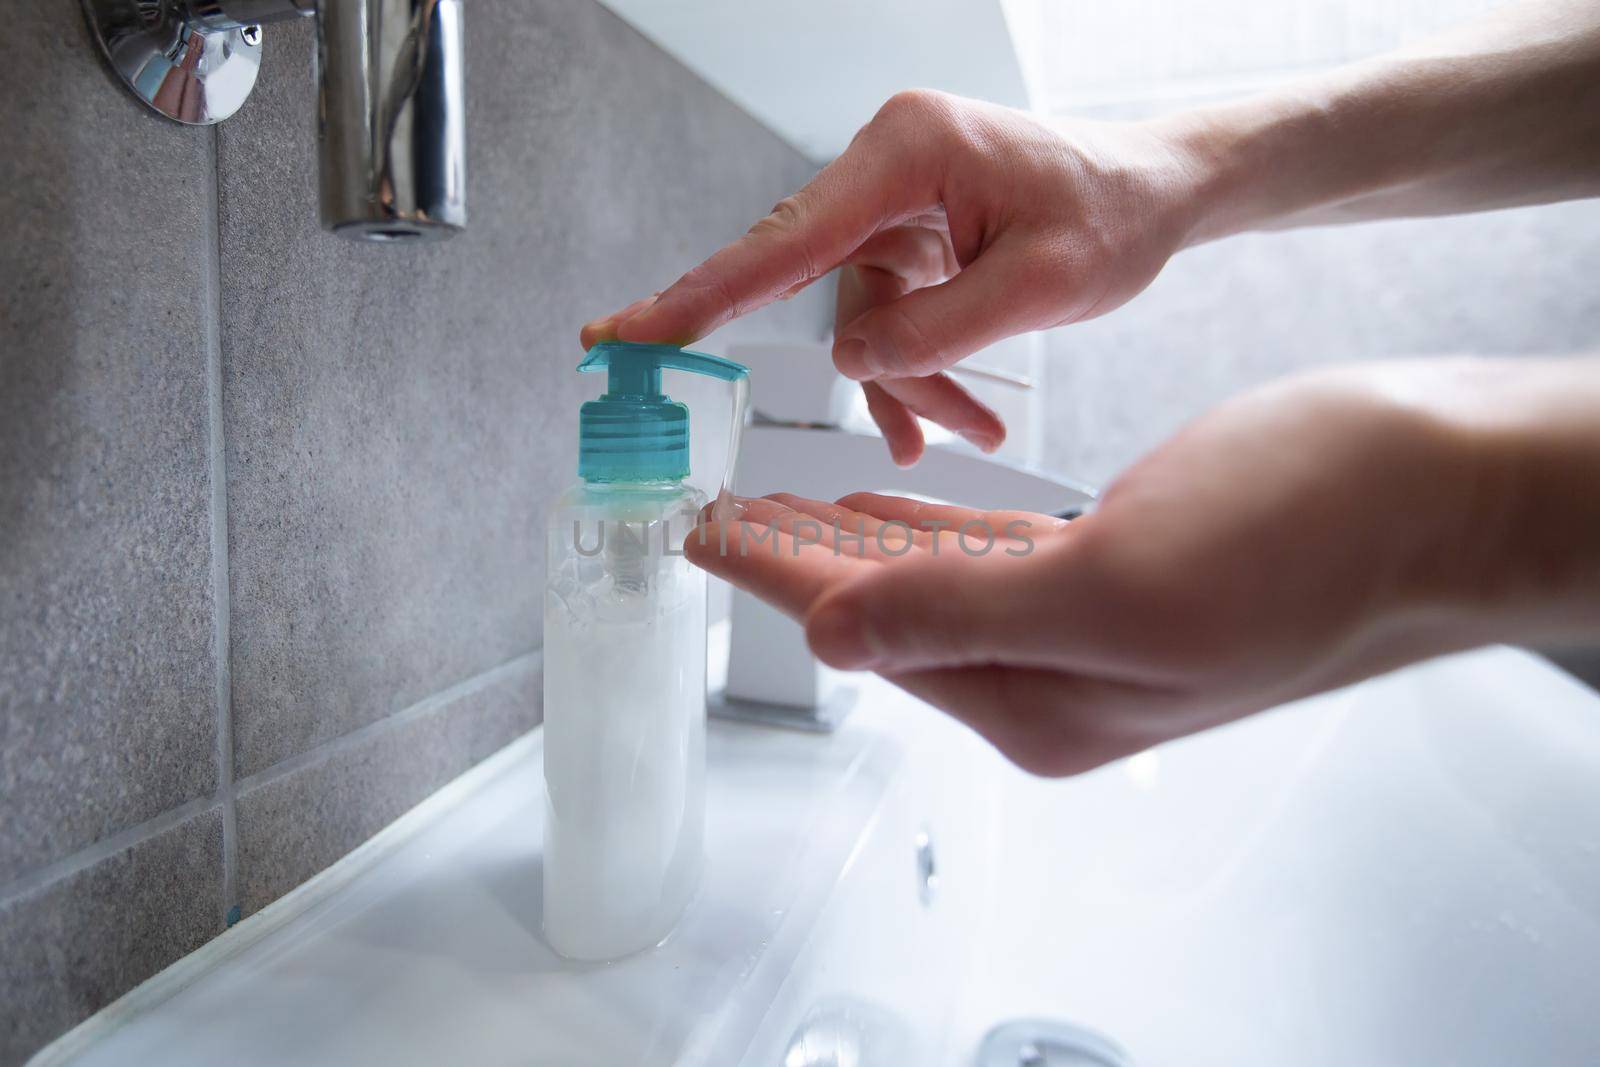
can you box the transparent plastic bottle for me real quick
[541,342,745,961]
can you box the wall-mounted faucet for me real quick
[82,0,466,241]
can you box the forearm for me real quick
[1157,0,1600,244]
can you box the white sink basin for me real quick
[37,641,1600,1066]
[951,646,1600,1066]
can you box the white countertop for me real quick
[36,641,1600,1066]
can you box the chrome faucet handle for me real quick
[184,0,315,30]
[82,0,466,242]
[82,0,267,126]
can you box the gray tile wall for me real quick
[0,2,828,1062]
[1,6,220,889]
[1040,199,1600,490]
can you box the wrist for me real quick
[1452,367,1600,644]
[1371,359,1600,646]
[1145,89,1347,248]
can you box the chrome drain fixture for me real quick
[978,1019,1134,1067]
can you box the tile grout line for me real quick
[0,796,223,907]
[0,648,541,911]
[0,124,242,920]
[203,123,238,930]
[233,649,544,798]
[24,730,547,1067]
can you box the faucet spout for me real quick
[316,0,467,241]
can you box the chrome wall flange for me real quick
[81,0,266,125]
[83,0,466,241]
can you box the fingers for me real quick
[832,245,1007,462]
[835,245,1042,380]
[726,495,930,560]
[836,260,927,468]
[731,491,1067,561]
[877,375,1006,453]
[579,292,659,350]
[690,492,1200,778]
[607,137,936,346]
[832,224,956,349]
[833,492,1067,541]
[758,493,943,556]
[684,519,864,619]
[802,538,1083,673]
[862,382,925,467]
[843,225,956,289]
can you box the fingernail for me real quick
[958,430,999,453]
[834,338,878,380]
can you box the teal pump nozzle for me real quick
[577,342,749,482]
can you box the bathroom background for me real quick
[2,0,1596,1063]
[0,3,828,1061]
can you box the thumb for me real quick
[804,538,1073,672]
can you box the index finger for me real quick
[684,519,867,619]
[612,129,936,346]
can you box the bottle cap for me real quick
[577,341,748,482]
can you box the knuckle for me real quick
[677,262,742,320]
[746,195,819,283]
[877,88,953,126]
[769,195,806,228]
[875,89,992,157]
[749,194,804,236]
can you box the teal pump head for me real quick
[577,342,749,482]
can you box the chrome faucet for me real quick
[83,0,466,241]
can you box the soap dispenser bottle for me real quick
[542,341,748,961]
